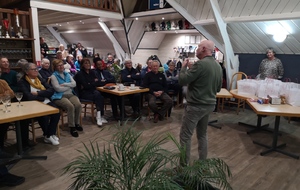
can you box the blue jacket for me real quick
[51,71,73,100]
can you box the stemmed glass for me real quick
[15,92,23,107]
[1,95,11,113]
[0,96,2,111]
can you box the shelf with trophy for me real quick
[0,8,35,68]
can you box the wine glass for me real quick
[1,95,11,113]
[0,96,2,111]
[15,92,23,107]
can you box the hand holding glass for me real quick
[15,92,23,107]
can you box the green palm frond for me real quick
[63,123,232,190]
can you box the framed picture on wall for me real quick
[185,35,190,43]
[196,36,201,43]
[190,36,196,44]
[86,47,94,57]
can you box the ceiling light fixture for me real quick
[162,17,164,20]
[273,33,287,43]
[135,17,138,20]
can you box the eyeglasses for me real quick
[29,68,38,71]
[57,64,64,67]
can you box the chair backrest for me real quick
[229,72,248,90]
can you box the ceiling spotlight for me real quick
[67,22,69,24]
[135,17,138,20]
[82,22,85,24]
[79,20,82,22]
[56,23,58,25]
[154,31,157,33]
[162,17,165,20]
[59,24,62,26]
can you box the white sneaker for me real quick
[101,117,108,123]
[51,135,59,141]
[44,136,59,145]
[97,118,102,127]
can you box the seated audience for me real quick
[74,55,83,71]
[165,61,182,100]
[0,56,18,92]
[65,54,77,76]
[74,58,108,127]
[18,62,60,145]
[51,59,83,137]
[141,59,152,79]
[16,59,29,81]
[0,57,32,148]
[59,44,69,60]
[121,59,141,118]
[142,60,172,123]
[0,79,25,187]
[94,59,120,119]
[39,58,53,80]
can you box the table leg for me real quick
[15,121,47,160]
[208,119,221,129]
[253,116,299,159]
[238,115,273,134]
[120,96,125,126]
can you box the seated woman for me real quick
[74,58,108,127]
[50,59,83,138]
[18,62,60,145]
[39,58,53,80]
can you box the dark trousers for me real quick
[81,90,104,116]
[0,120,29,148]
[102,92,119,117]
[36,102,60,137]
[147,92,173,117]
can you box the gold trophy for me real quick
[2,18,10,38]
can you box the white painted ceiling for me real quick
[37,0,300,55]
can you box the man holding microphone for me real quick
[178,40,223,165]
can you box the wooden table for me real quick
[230,89,271,134]
[0,101,59,159]
[208,88,233,129]
[247,100,300,159]
[97,86,149,125]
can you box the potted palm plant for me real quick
[62,122,232,190]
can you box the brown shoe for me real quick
[154,114,159,123]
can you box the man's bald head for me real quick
[196,40,215,59]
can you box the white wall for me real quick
[132,33,204,67]
[131,49,159,67]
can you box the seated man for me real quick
[0,79,25,187]
[0,56,31,148]
[165,61,182,102]
[120,59,142,118]
[94,58,120,119]
[142,60,173,123]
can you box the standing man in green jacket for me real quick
[179,40,222,165]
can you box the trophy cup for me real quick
[14,9,23,38]
[2,19,10,38]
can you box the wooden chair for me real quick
[29,119,60,143]
[228,72,248,115]
[80,99,96,124]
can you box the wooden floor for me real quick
[2,105,300,190]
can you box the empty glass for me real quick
[15,92,23,107]
[1,95,11,113]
